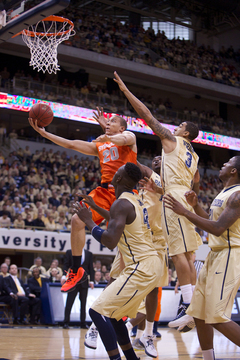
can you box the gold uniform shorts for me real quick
[187,247,240,323]
[162,187,202,256]
[91,256,161,321]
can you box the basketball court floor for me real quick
[0,325,239,360]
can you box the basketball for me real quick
[29,103,54,127]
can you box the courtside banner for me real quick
[0,228,117,255]
[1,92,240,150]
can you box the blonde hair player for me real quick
[29,106,137,293]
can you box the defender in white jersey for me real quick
[74,162,161,360]
[114,71,200,328]
[164,156,240,360]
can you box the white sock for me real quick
[192,285,196,293]
[202,349,215,360]
[180,284,193,304]
[144,320,154,337]
[125,321,133,331]
[136,329,144,340]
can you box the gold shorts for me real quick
[109,249,121,279]
[91,256,161,321]
[187,247,240,323]
[152,236,168,287]
[162,188,202,256]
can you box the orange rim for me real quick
[12,15,74,38]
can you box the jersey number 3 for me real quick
[103,147,119,163]
[185,151,192,168]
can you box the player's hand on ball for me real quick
[28,118,46,135]
[113,71,128,92]
[163,194,187,216]
[185,190,198,208]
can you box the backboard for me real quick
[0,0,71,44]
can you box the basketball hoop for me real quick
[13,15,75,74]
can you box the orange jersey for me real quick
[96,142,137,183]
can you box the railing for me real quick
[11,77,128,109]
[0,224,70,232]
[0,77,235,135]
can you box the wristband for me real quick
[92,225,104,243]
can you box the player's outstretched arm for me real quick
[113,71,175,152]
[28,118,98,156]
[163,191,240,236]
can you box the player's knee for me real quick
[71,213,85,230]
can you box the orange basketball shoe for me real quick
[61,267,87,293]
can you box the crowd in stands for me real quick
[0,256,114,325]
[1,65,238,138]
[0,146,103,231]
[56,8,240,88]
[0,145,222,245]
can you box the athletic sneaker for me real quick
[84,325,98,350]
[153,321,161,338]
[177,316,195,333]
[139,335,158,358]
[168,303,191,328]
[61,267,87,293]
[132,338,144,350]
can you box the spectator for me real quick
[32,211,45,229]
[94,271,102,284]
[49,268,61,282]
[24,213,33,228]
[4,257,11,268]
[46,260,63,277]
[49,191,61,207]
[28,267,49,300]
[5,264,41,325]
[0,203,12,220]
[28,257,47,278]
[0,274,18,324]
[0,211,11,227]
[8,129,18,139]
[44,214,56,230]
[0,263,9,277]
[13,214,25,229]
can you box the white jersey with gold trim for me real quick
[209,185,240,249]
[161,136,199,191]
[139,171,166,249]
[117,191,157,266]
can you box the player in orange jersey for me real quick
[29,106,137,292]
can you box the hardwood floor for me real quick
[0,325,239,360]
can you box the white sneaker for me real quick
[132,338,144,350]
[84,326,98,350]
[177,316,195,333]
[139,335,158,358]
[168,314,194,330]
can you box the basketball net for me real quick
[19,16,75,74]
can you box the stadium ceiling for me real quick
[72,0,240,35]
